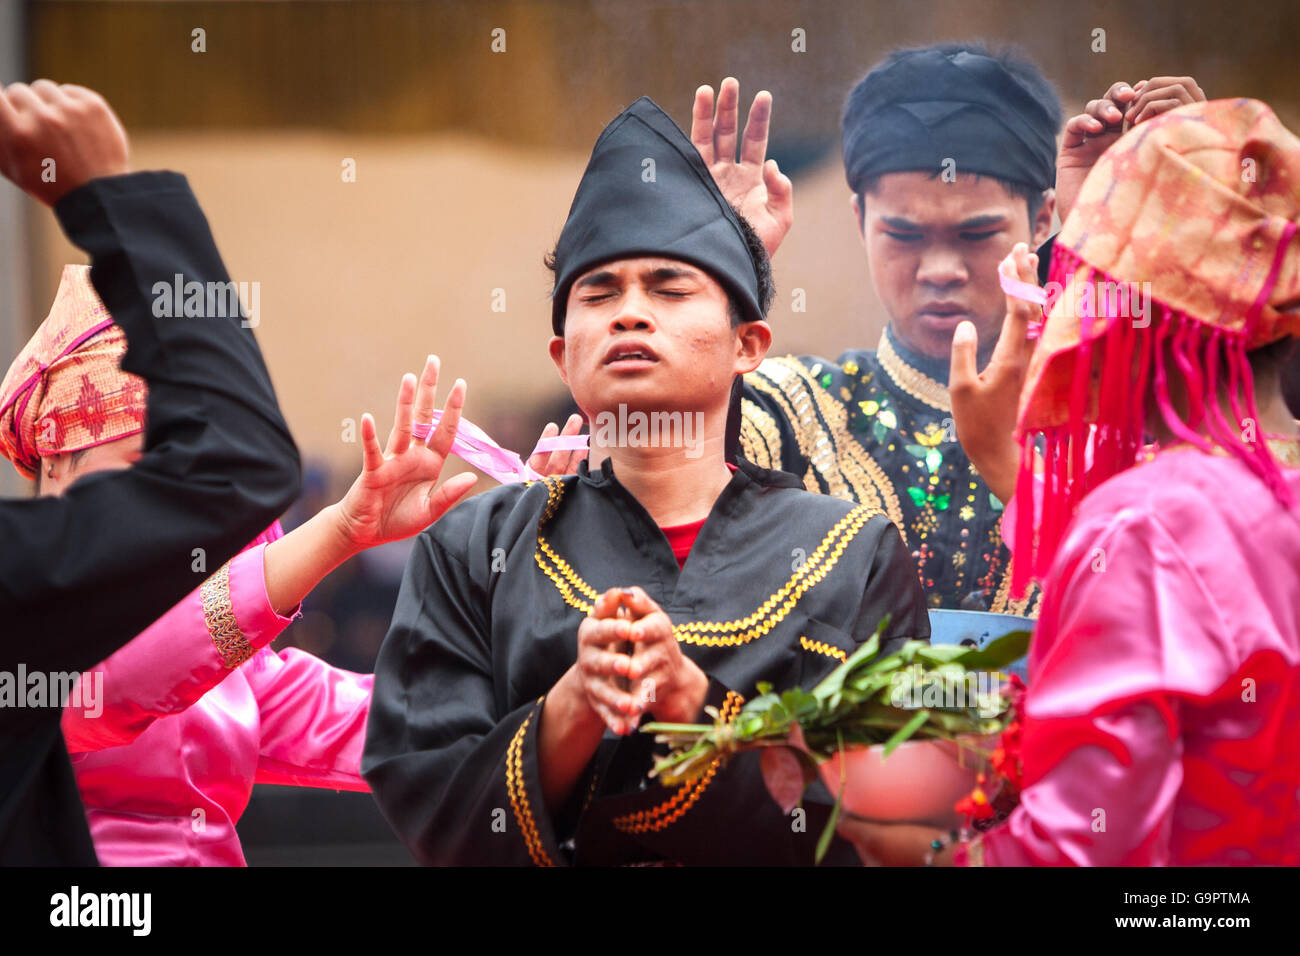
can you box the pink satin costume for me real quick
[966,447,1300,865]
[61,522,373,866]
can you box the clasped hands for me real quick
[575,586,709,736]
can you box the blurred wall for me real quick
[18,0,1300,485]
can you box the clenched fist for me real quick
[0,80,130,205]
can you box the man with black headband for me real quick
[703,46,1204,613]
[362,96,929,865]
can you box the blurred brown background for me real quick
[11,0,1300,492]
[6,0,1297,864]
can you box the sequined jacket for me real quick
[740,328,1040,615]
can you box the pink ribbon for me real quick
[412,411,588,484]
[998,268,1046,340]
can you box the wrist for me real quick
[554,665,607,737]
[654,662,710,723]
[323,501,367,559]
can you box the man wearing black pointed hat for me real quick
[362,96,929,865]
[697,45,1205,615]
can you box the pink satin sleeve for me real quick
[968,504,1227,865]
[245,646,373,792]
[61,524,300,753]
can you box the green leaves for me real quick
[646,619,1032,805]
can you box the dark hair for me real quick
[33,446,90,494]
[544,207,774,330]
[847,41,1062,228]
[1248,335,1298,378]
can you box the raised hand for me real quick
[0,80,129,205]
[1056,80,1135,224]
[335,355,478,550]
[949,243,1040,505]
[528,412,586,476]
[691,77,793,258]
[1057,76,1206,223]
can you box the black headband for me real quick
[842,48,1059,196]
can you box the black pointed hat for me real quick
[550,96,764,335]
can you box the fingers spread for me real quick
[713,77,740,162]
[690,84,716,165]
[738,89,772,167]
[425,470,477,523]
[428,377,465,460]
[385,372,417,456]
[412,354,441,433]
[360,412,384,472]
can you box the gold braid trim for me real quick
[505,702,555,867]
[738,397,781,469]
[961,834,986,867]
[876,331,951,413]
[201,560,255,668]
[799,635,848,663]
[532,476,876,647]
[990,559,1041,619]
[750,359,853,501]
[611,691,744,834]
[756,357,905,534]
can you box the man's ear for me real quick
[547,335,569,386]
[1033,189,1056,249]
[735,320,772,376]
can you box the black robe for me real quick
[362,457,929,866]
[0,172,301,865]
[740,325,1041,617]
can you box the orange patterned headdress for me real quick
[1013,99,1300,594]
[0,265,147,480]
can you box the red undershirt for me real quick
[659,463,737,569]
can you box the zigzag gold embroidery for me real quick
[201,561,255,668]
[532,477,876,646]
[506,703,554,867]
[799,635,847,662]
[611,691,744,834]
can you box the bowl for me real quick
[818,737,990,828]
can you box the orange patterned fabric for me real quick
[1020,98,1300,434]
[1011,100,1300,594]
[0,265,146,480]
